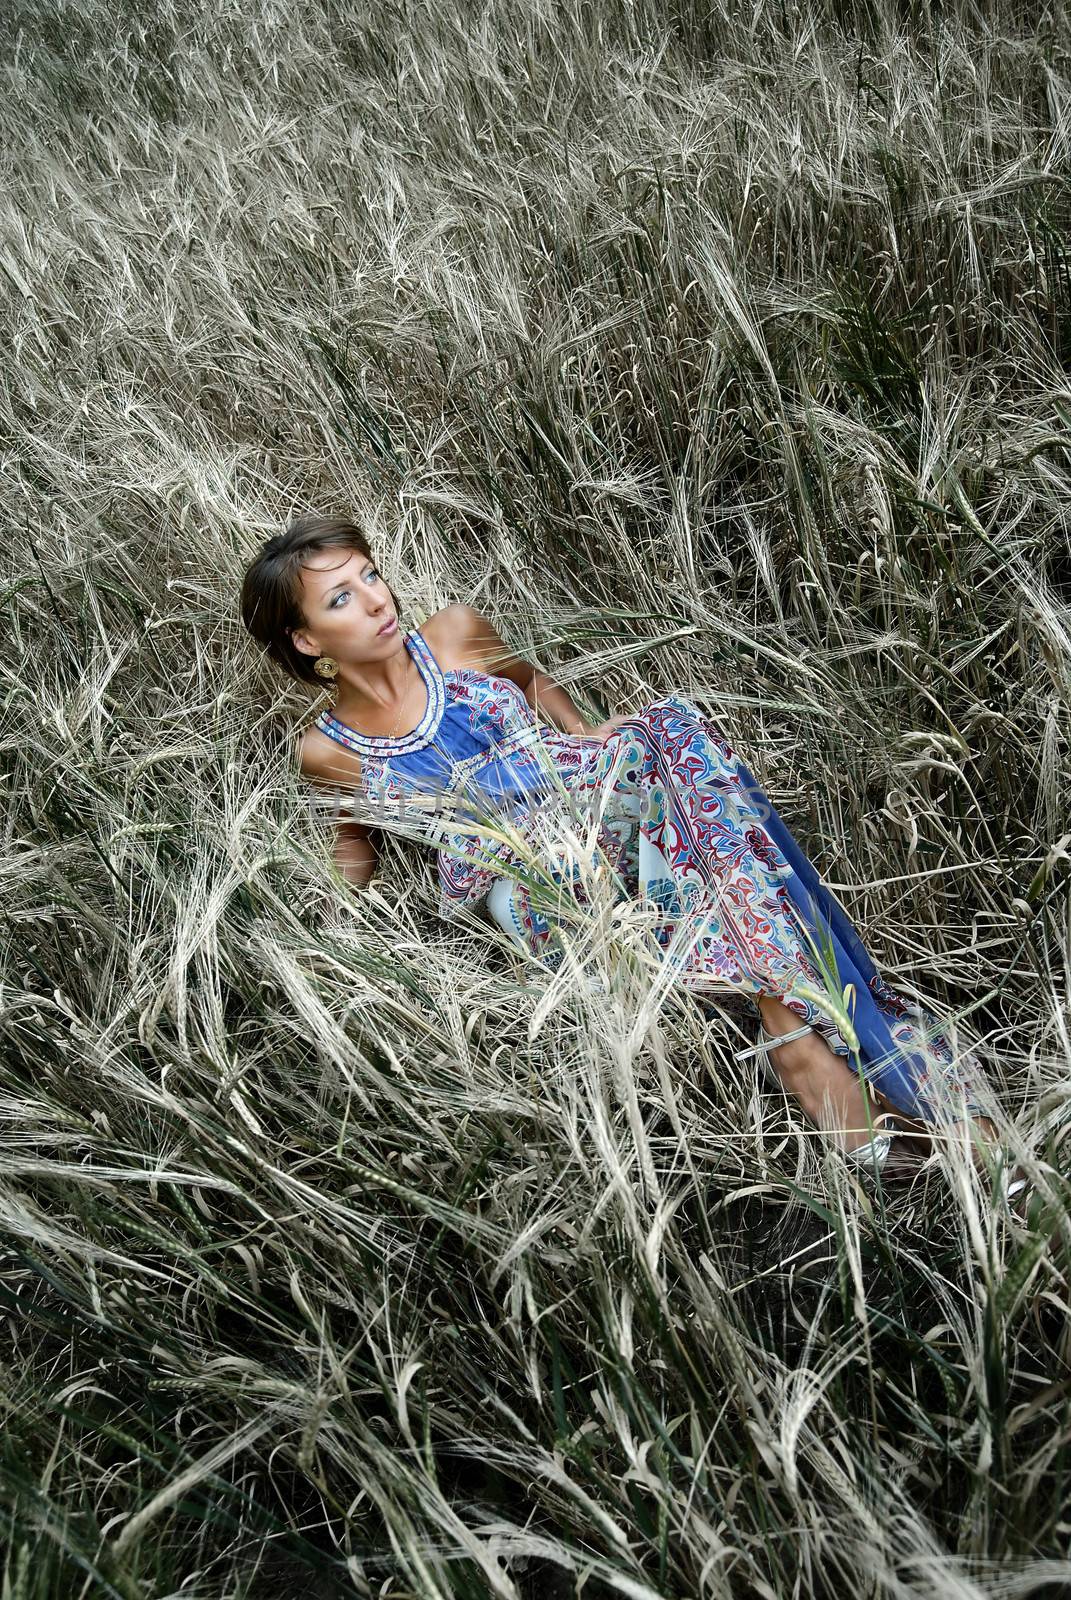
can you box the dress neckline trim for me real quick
[314,628,446,756]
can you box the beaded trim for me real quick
[313,628,446,756]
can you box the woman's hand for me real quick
[574,713,635,741]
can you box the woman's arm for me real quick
[333,820,380,889]
[299,729,381,888]
[450,604,597,735]
[524,668,592,736]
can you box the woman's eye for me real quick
[330,590,350,608]
[363,568,380,584]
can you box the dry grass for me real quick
[1,0,1070,1594]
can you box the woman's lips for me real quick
[377,616,397,636]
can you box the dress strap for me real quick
[410,621,445,675]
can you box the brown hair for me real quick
[239,513,404,687]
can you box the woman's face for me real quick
[289,546,400,665]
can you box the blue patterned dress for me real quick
[310,624,986,1125]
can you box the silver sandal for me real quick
[735,1021,815,1062]
[742,1023,899,1178]
[740,1025,1027,1195]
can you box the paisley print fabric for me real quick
[310,626,987,1125]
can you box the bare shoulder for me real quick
[420,603,476,672]
[421,604,535,688]
[298,725,371,834]
[299,722,361,782]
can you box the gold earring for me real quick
[313,655,339,704]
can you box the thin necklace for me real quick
[331,640,416,738]
[386,653,414,739]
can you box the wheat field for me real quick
[2,0,1071,1595]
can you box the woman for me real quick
[241,514,1019,1190]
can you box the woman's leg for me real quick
[757,995,999,1160]
[755,995,888,1154]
